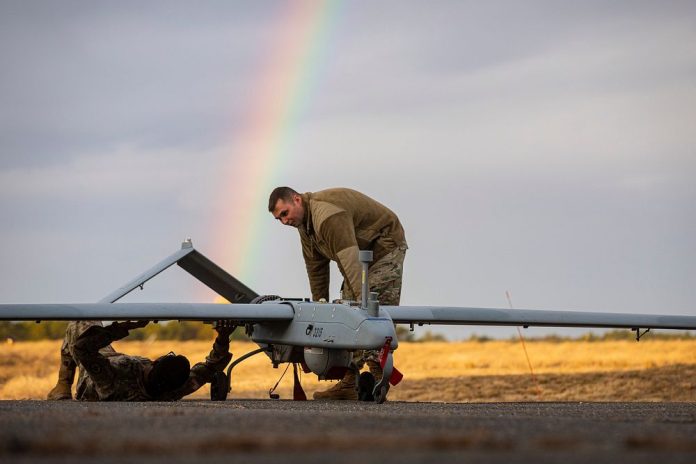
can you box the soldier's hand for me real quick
[213,320,236,336]
[120,320,149,330]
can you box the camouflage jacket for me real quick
[299,188,407,301]
[71,322,231,401]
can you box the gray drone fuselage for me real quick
[248,299,397,381]
[250,300,398,351]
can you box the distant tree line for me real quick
[395,326,447,342]
[546,329,694,342]
[0,321,249,341]
[469,329,695,342]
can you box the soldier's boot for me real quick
[47,355,76,400]
[312,370,358,400]
[367,360,383,383]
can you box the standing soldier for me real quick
[268,187,407,400]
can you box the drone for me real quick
[2,239,695,403]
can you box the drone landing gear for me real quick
[374,383,389,404]
[358,372,376,401]
[357,372,390,403]
[372,350,394,404]
[356,349,395,404]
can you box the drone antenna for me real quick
[507,291,542,399]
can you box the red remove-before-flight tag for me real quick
[378,337,403,386]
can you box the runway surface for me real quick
[1,400,695,463]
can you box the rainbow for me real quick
[211,1,342,301]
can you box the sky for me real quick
[1,1,694,340]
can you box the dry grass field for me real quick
[1,339,694,402]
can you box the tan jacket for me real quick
[298,188,407,301]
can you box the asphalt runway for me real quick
[1,400,695,463]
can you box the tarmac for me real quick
[1,400,695,463]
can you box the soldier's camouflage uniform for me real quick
[60,321,231,401]
[298,188,408,369]
[340,245,407,367]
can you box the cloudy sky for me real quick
[1,1,694,339]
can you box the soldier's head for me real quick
[146,352,190,397]
[269,186,304,228]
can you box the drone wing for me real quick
[383,306,696,330]
[100,240,259,304]
[0,302,294,323]
[0,240,282,323]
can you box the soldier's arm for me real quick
[320,212,362,301]
[301,234,331,301]
[161,324,234,399]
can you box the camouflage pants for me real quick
[60,321,125,398]
[341,245,407,369]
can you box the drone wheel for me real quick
[358,372,376,402]
[373,384,389,404]
[210,371,229,401]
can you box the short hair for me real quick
[146,353,190,397]
[268,186,299,212]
